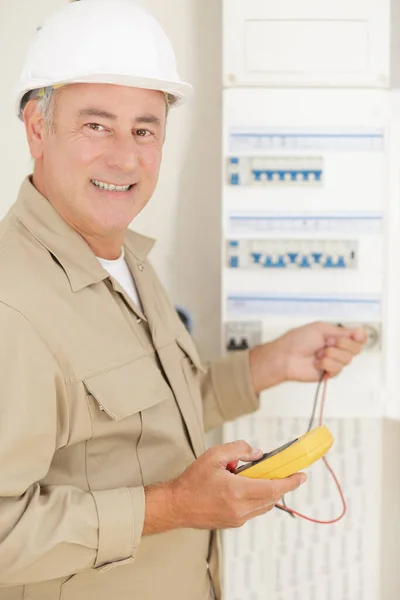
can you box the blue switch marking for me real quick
[230,173,239,185]
[337,256,346,268]
[262,255,286,268]
[229,256,239,268]
[287,253,298,264]
[276,256,286,268]
[324,256,334,268]
[264,256,274,267]
[251,252,263,265]
[299,256,311,268]
[230,157,239,164]
[311,253,323,264]
[229,240,239,247]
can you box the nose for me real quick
[105,133,139,173]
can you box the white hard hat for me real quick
[14,0,192,119]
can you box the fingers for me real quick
[243,504,276,522]
[334,336,365,355]
[320,346,353,366]
[227,474,307,527]
[316,336,365,376]
[316,322,367,344]
[270,473,307,499]
[350,329,368,344]
[209,440,263,468]
[241,472,307,503]
[316,357,345,377]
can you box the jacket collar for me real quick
[14,176,156,292]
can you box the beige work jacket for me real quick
[0,178,259,600]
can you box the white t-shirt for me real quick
[97,247,144,313]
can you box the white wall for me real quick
[0,0,223,362]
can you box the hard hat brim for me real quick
[15,73,193,120]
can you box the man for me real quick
[0,1,366,599]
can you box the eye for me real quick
[85,123,106,132]
[135,129,152,137]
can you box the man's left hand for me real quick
[249,322,367,395]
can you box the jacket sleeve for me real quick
[0,303,145,586]
[200,350,260,432]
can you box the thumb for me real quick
[325,327,367,347]
[350,328,368,344]
[212,440,263,468]
[322,323,362,342]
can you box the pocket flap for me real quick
[176,332,207,373]
[84,356,169,420]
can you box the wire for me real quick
[275,374,347,525]
[278,370,325,515]
[279,495,295,518]
[307,371,325,433]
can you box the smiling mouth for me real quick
[91,179,134,192]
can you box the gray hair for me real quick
[20,86,57,131]
[36,88,57,131]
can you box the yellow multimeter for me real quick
[235,425,334,480]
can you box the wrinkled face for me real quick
[25,83,167,244]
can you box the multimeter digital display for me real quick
[235,439,298,474]
[235,425,334,480]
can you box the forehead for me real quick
[57,83,167,116]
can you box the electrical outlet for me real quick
[227,156,324,187]
[227,239,358,269]
[225,321,263,352]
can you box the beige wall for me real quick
[0,0,223,362]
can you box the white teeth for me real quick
[92,179,131,192]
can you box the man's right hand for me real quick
[142,441,306,534]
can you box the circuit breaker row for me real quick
[226,239,358,269]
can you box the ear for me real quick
[23,100,46,159]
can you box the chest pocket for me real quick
[84,355,169,422]
[82,355,173,490]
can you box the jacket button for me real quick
[138,264,144,271]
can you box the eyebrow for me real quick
[78,108,116,120]
[78,108,161,126]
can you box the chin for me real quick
[99,214,136,233]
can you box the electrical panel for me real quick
[221,2,400,599]
[223,0,398,89]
